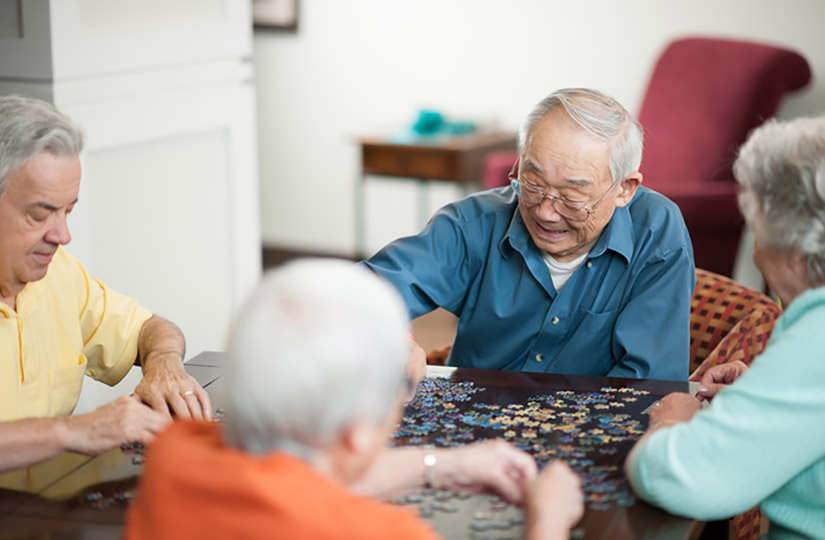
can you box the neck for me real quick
[309,441,369,489]
[0,281,21,310]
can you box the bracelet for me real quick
[648,419,680,431]
[423,447,437,489]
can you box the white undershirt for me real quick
[541,251,589,292]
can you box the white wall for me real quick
[0,1,261,411]
[254,0,825,257]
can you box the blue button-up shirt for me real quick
[361,186,695,381]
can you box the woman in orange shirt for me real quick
[126,259,583,539]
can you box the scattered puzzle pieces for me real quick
[391,377,657,537]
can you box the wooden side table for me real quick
[355,131,517,257]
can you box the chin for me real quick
[533,239,573,258]
[21,268,49,284]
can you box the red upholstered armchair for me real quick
[481,37,811,277]
[638,37,811,277]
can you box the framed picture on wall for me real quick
[253,0,298,31]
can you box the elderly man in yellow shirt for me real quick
[0,95,211,473]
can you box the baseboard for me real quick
[262,246,357,270]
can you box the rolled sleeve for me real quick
[361,203,478,319]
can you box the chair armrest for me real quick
[651,182,743,230]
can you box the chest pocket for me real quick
[554,308,619,375]
[48,355,88,416]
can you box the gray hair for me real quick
[222,259,410,461]
[519,88,644,183]
[0,95,84,195]
[735,115,825,285]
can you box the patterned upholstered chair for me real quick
[688,268,782,380]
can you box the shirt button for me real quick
[551,316,560,324]
[586,261,592,268]
[536,354,543,362]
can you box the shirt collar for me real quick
[500,206,529,259]
[591,203,634,263]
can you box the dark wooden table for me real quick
[355,131,517,257]
[393,366,704,540]
[0,353,703,539]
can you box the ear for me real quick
[340,421,378,456]
[615,171,642,208]
[788,250,810,281]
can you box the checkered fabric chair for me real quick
[689,268,782,540]
[688,268,782,380]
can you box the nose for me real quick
[45,213,72,246]
[533,196,563,222]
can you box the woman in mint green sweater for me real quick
[625,115,825,540]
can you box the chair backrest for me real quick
[689,268,782,380]
[483,151,518,190]
[639,37,811,193]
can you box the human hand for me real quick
[525,461,584,538]
[649,392,701,428]
[435,439,538,504]
[425,344,452,366]
[134,353,212,421]
[696,361,749,402]
[60,395,170,455]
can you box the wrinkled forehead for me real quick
[3,152,82,200]
[522,112,612,181]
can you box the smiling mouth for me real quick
[536,222,569,237]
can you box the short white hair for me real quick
[519,88,643,184]
[222,259,410,460]
[0,95,84,195]
[735,116,825,285]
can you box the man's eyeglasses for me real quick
[508,160,617,222]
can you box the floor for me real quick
[410,308,458,352]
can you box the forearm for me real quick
[137,315,185,370]
[350,447,428,498]
[625,414,768,520]
[623,419,680,478]
[525,514,571,540]
[133,316,211,420]
[0,418,69,472]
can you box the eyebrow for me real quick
[28,198,79,212]
[521,158,592,189]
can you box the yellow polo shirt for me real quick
[0,247,152,421]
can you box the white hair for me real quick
[735,115,825,285]
[0,95,84,195]
[222,259,410,460]
[519,88,644,183]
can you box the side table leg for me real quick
[417,178,429,229]
[355,174,366,259]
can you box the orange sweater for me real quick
[126,421,439,540]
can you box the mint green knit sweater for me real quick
[628,286,825,540]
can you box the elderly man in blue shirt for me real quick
[361,88,695,381]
